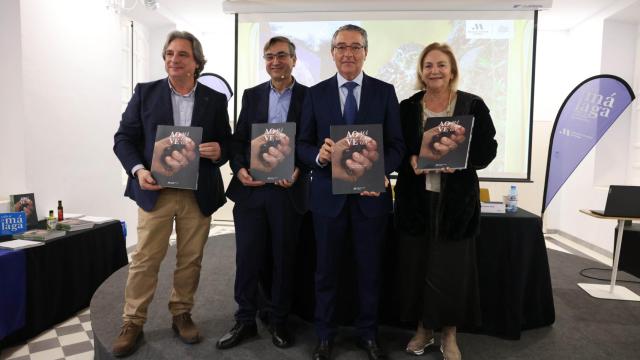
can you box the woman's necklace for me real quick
[423,90,452,116]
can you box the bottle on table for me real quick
[506,185,518,213]
[47,210,58,230]
[57,200,64,221]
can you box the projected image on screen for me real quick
[237,12,535,180]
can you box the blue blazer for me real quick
[297,74,405,218]
[226,81,309,214]
[113,78,232,216]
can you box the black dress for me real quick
[393,90,498,329]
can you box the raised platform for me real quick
[91,233,640,360]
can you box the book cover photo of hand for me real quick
[330,124,385,194]
[417,115,474,170]
[150,125,203,190]
[250,122,296,182]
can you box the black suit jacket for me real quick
[113,78,232,216]
[226,81,309,214]
[297,73,405,218]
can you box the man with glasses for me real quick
[217,36,308,350]
[297,24,405,360]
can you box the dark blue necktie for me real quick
[342,81,358,125]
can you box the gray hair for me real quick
[263,36,297,57]
[162,30,207,78]
[331,24,368,49]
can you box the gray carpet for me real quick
[91,233,640,359]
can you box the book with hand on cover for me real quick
[9,193,38,228]
[250,122,296,183]
[330,124,385,195]
[150,125,203,190]
[14,229,66,241]
[417,115,474,170]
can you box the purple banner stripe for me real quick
[543,75,635,212]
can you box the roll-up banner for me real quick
[543,75,635,213]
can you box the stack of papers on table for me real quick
[481,201,506,214]
[0,239,44,250]
[78,216,114,224]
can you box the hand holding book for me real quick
[237,168,265,187]
[199,142,222,161]
[274,167,299,188]
[411,155,456,175]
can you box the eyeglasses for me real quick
[263,52,292,62]
[332,44,365,54]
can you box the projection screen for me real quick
[236,11,536,180]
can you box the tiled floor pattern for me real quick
[0,227,587,359]
[1,308,93,360]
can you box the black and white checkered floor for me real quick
[0,227,604,360]
[1,309,93,360]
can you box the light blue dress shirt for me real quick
[268,80,295,124]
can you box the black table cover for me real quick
[291,208,555,340]
[0,221,128,347]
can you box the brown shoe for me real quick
[172,313,201,344]
[111,322,143,357]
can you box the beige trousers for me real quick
[122,189,211,325]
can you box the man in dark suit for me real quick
[297,25,405,360]
[112,31,231,357]
[217,36,308,350]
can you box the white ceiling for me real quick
[124,0,640,32]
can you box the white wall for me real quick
[0,0,27,197]
[629,24,640,185]
[482,4,639,254]
[539,7,639,252]
[16,0,138,243]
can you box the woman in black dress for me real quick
[393,42,497,359]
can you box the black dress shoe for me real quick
[216,322,258,349]
[357,339,387,360]
[312,339,332,360]
[270,324,293,348]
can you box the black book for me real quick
[330,124,385,194]
[417,115,474,170]
[9,193,38,228]
[249,122,297,183]
[151,125,203,190]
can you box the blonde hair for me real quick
[415,42,459,92]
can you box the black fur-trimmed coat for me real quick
[394,90,498,241]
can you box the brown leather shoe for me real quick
[111,322,143,357]
[172,313,201,344]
